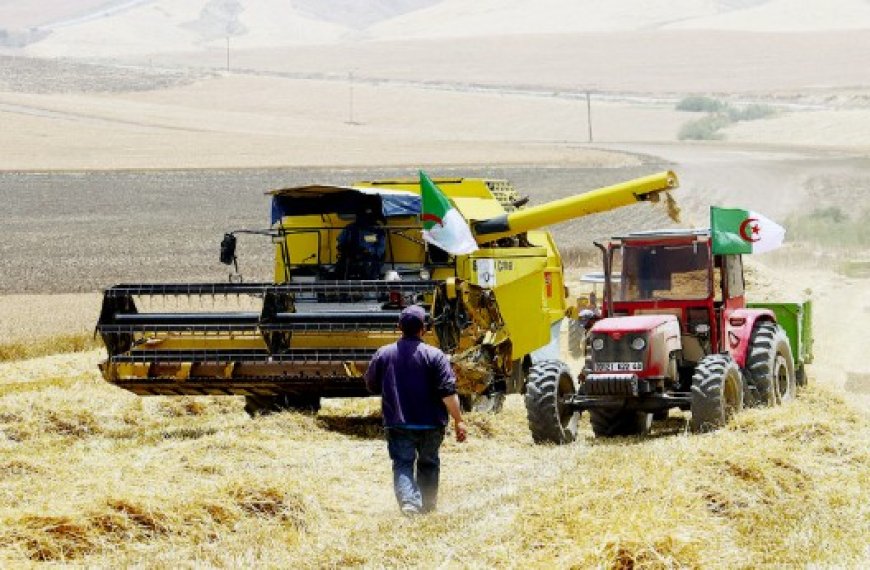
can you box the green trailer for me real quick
[748,300,814,386]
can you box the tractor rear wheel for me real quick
[524,360,578,444]
[244,394,321,417]
[589,407,652,437]
[459,392,506,414]
[690,354,743,432]
[746,322,796,406]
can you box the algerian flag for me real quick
[420,171,478,255]
[711,206,786,254]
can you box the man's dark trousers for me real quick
[386,427,445,513]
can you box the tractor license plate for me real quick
[594,362,643,372]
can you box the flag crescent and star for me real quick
[738,217,760,242]
[711,207,785,254]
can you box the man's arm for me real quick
[442,394,467,443]
[364,352,382,395]
[431,351,467,443]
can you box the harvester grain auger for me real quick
[96,171,679,415]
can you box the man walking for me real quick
[365,305,467,516]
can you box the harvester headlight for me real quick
[420,269,431,280]
[631,337,647,351]
[591,338,605,351]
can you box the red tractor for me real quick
[525,229,803,443]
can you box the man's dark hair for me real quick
[400,318,424,337]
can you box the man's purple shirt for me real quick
[364,337,457,427]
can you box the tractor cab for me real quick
[600,229,747,365]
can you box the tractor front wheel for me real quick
[747,322,796,406]
[690,354,743,432]
[524,360,578,444]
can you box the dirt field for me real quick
[2,162,678,293]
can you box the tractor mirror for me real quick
[220,233,237,265]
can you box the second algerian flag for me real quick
[420,170,478,255]
[711,206,785,254]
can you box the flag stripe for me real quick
[420,171,478,256]
[420,171,451,231]
[711,207,752,254]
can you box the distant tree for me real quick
[727,104,777,122]
[676,96,725,113]
[677,115,730,140]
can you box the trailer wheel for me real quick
[690,354,743,433]
[589,407,651,437]
[244,394,321,417]
[524,360,578,444]
[459,392,506,414]
[747,322,796,406]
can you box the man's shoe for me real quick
[401,504,421,517]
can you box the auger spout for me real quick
[472,170,679,242]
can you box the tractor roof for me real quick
[612,228,711,242]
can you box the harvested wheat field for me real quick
[0,258,868,567]
[0,358,867,567]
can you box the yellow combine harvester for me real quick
[96,171,679,414]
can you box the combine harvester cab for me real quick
[97,172,681,416]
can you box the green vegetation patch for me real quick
[676,95,726,113]
[676,96,779,141]
[785,206,870,249]
[677,115,731,141]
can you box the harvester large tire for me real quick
[589,407,652,437]
[524,360,578,444]
[690,354,743,433]
[746,322,796,407]
[459,392,506,414]
[244,394,321,417]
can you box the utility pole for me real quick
[226,36,230,72]
[586,91,593,143]
[347,71,356,125]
